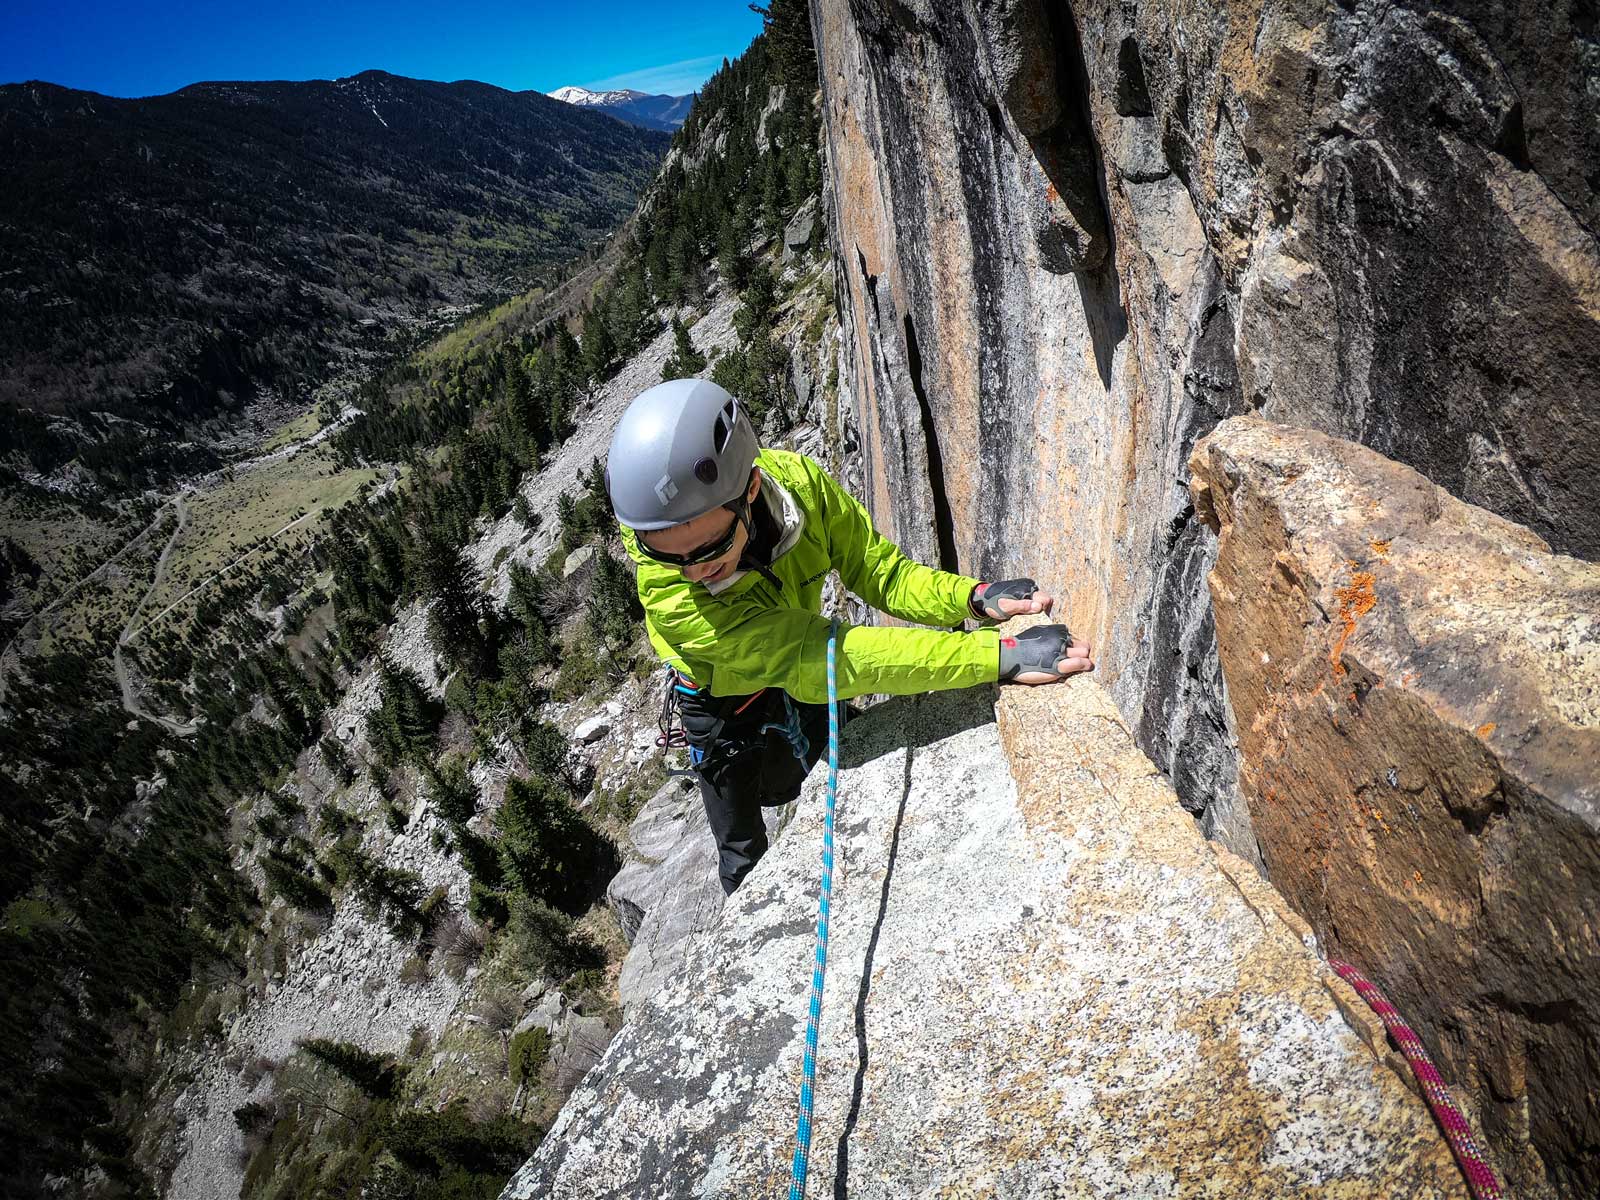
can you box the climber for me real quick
[606,378,1094,894]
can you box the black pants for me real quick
[678,688,829,895]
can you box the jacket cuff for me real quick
[966,580,1004,624]
[970,625,1001,681]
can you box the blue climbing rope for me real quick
[788,619,840,1199]
[761,691,812,764]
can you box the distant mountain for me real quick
[0,70,670,494]
[547,85,694,132]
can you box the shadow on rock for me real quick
[838,686,996,771]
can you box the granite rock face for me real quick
[502,684,1465,1199]
[817,6,1599,1184]
[1191,416,1600,1197]
[814,0,1599,853]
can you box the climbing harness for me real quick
[788,619,840,1200]
[655,667,775,779]
[1328,960,1504,1200]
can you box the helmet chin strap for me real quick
[727,491,786,592]
[728,494,756,566]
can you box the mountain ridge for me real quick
[0,69,671,496]
[545,84,693,131]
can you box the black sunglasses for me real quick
[637,506,742,567]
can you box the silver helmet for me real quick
[605,379,759,531]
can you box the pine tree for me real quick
[366,656,438,767]
[299,1038,405,1100]
[644,233,672,302]
[410,527,491,677]
[667,225,701,302]
[318,736,354,784]
[661,315,708,381]
[716,211,751,290]
[753,0,818,91]
[586,550,642,659]
[506,560,555,661]
[734,262,779,341]
[262,853,333,913]
[453,825,505,892]
[330,843,427,939]
[580,309,618,382]
[555,493,581,554]
[609,268,656,356]
[553,325,582,397]
[425,753,478,824]
[761,151,788,237]
[513,493,536,529]
[519,719,573,788]
[496,774,597,913]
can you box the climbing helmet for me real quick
[605,378,759,531]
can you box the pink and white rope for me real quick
[1328,959,1505,1200]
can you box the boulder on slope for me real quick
[606,775,787,1013]
[502,684,1465,1198]
[605,777,710,946]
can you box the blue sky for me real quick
[0,1,764,98]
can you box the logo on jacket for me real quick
[654,475,678,506]
[803,570,827,586]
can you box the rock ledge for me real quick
[503,681,1465,1198]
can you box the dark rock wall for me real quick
[1133,0,1600,555]
[815,0,1597,863]
[813,1,1599,1191]
[1192,417,1600,1200]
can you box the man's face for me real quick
[638,470,762,585]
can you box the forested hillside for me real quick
[0,70,668,496]
[0,8,829,1196]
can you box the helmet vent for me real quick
[713,414,730,452]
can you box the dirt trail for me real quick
[2,408,360,720]
[0,501,176,700]
[114,495,200,736]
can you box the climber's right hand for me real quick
[998,624,1095,685]
[969,577,1054,622]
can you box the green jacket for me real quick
[620,447,999,703]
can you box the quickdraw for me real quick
[654,667,699,754]
[655,666,772,777]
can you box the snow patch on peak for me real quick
[548,86,646,106]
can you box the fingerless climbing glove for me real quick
[998,624,1076,683]
[969,577,1040,622]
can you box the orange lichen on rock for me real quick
[1477,723,1497,738]
[1329,571,1378,676]
[1370,538,1392,557]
